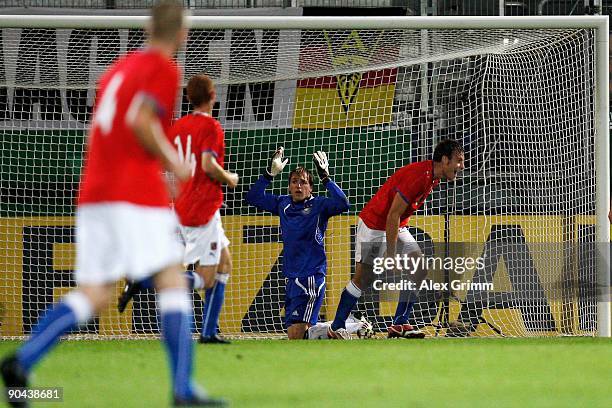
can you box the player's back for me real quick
[170,112,225,227]
[360,160,439,230]
[78,49,180,208]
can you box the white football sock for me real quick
[306,323,330,340]
[345,321,363,335]
[192,273,205,290]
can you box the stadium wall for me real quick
[0,128,419,217]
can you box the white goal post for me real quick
[0,15,609,338]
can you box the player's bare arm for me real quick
[385,192,409,258]
[129,99,190,181]
[201,152,239,188]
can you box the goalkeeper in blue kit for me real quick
[246,148,366,339]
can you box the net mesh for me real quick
[0,22,600,338]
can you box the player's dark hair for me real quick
[289,167,313,187]
[433,139,463,162]
[187,74,215,107]
[150,0,184,42]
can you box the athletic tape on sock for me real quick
[215,272,230,284]
[158,288,190,313]
[63,291,94,323]
[346,281,362,298]
[192,273,204,290]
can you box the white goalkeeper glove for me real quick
[266,146,289,178]
[313,150,330,182]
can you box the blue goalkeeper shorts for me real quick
[284,274,326,328]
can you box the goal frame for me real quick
[0,14,609,337]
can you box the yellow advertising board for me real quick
[0,215,604,337]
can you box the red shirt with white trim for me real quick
[78,49,180,207]
[360,160,440,230]
[170,112,225,226]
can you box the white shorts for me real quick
[355,218,421,264]
[178,210,230,266]
[76,203,183,285]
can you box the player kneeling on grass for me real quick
[246,148,360,340]
[328,139,465,340]
[117,74,238,345]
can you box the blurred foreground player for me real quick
[1,2,225,406]
[118,74,238,345]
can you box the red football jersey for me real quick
[78,49,180,207]
[170,112,225,226]
[360,160,440,230]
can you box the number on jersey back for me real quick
[170,112,225,227]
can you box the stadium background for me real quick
[0,0,610,339]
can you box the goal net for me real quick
[0,16,608,339]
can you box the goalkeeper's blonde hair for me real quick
[289,167,313,187]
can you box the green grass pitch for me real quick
[1,338,611,407]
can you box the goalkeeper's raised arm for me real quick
[312,150,350,217]
[245,148,351,340]
[244,147,289,214]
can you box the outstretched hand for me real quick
[267,147,289,177]
[313,150,330,182]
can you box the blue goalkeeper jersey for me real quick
[245,175,350,279]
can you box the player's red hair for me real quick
[187,74,215,107]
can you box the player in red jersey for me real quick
[172,75,238,344]
[328,139,464,339]
[118,74,238,344]
[1,2,225,407]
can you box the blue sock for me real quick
[138,276,155,290]
[201,289,210,332]
[202,274,227,338]
[16,300,83,372]
[184,271,204,291]
[201,290,219,333]
[393,291,418,325]
[159,290,194,399]
[185,271,196,290]
[331,281,362,331]
[183,272,201,333]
